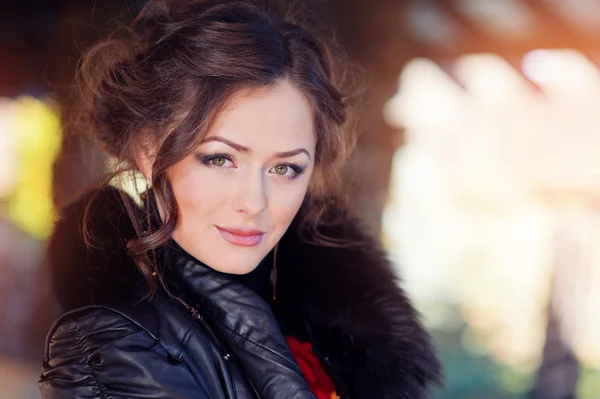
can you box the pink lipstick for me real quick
[216,226,264,247]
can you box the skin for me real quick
[138,80,316,274]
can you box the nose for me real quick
[231,169,267,216]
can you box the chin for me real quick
[215,251,265,275]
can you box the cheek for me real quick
[267,176,312,234]
[169,159,231,221]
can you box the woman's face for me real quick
[166,80,316,274]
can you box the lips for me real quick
[216,226,265,247]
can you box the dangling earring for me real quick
[139,180,150,201]
[271,243,279,301]
[140,182,151,235]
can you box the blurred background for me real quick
[1,0,599,398]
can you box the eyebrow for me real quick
[202,136,311,159]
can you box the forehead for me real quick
[206,81,316,151]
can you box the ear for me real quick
[132,136,157,182]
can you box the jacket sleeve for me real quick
[38,308,212,399]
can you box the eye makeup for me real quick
[196,153,235,167]
[271,163,306,180]
[195,152,307,180]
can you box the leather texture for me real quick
[39,187,442,398]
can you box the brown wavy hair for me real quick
[76,0,358,294]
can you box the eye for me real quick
[211,157,228,167]
[196,153,235,168]
[273,165,289,175]
[269,163,305,180]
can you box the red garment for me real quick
[286,336,338,399]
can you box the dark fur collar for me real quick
[47,186,442,398]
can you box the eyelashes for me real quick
[197,153,234,168]
[195,153,306,180]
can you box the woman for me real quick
[39,0,442,398]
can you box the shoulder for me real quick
[40,306,164,398]
[40,303,216,399]
[41,305,165,386]
[44,292,212,365]
[44,306,158,362]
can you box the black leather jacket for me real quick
[39,187,442,398]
